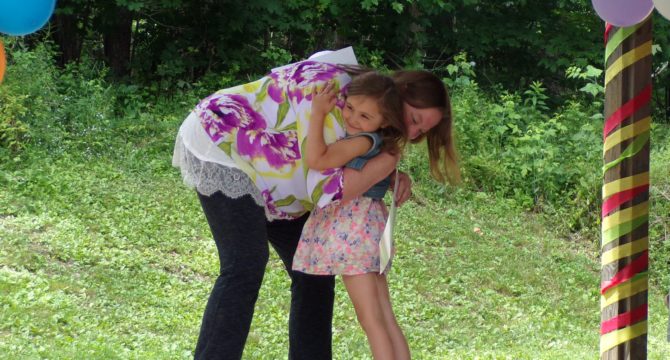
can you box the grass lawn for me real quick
[1,120,669,359]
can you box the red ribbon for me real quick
[603,84,652,139]
[601,185,649,218]
[604,23,613,45]
[600,250,648,294]
[600,304,647,334]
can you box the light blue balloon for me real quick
[0,0,57,36]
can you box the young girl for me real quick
[292,71,411,360]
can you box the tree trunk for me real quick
[103,6,133,78]
[52,12,84,67]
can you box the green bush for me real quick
[0,89,29,153]
[0,39,60,155]
[402,57,604,232]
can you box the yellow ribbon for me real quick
[603,117,651,154]
[602,173,649,199]
[600,321,647,354]
[604,41,652,86]
[601,237,649,266]
[601,274,648,308]
[602,202,649,231]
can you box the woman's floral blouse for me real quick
[194,61,350,220]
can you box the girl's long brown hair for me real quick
[392,70,461,185]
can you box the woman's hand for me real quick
[311,82,337,118]
[390,171,412,206]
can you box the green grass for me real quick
[1,131,669,359]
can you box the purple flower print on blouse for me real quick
[320,167,344,201]
[196,94,265,143]
[196,93,300,168]
[261,189,290,219]
[236,128,300,169]
[268,61,343,105]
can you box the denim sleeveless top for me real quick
[345,132,391,199]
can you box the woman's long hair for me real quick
[393,70,460,185]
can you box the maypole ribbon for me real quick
[601,237,648,265]
[600,250,648,294]
[604,23,613,45]
[600,18,651,357]
[603,116,651,154]
[603,84,652,139]
[601,273,648,308]
[602,184,649,217]
[605,23,641,61]
[602,172,649,198]
[600,304,648,334]
[604,40,652,86]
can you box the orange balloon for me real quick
[0,39,6,84]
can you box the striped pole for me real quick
[600,17,652,360]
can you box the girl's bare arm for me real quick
[305,82,370,170]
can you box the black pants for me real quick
[194,191,335,360]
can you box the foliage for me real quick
[411,56,604,232]
[652,12,670,124]
[443,52,476,89]
[566,65,604,100]
[0,90,29,153]
[0,38,59,154]
[40,1,611,91]
[33,0,670,124]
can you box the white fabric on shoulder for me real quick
[308,50,334,59]
[272,47,358,73]
[175,111,237,168]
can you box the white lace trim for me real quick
[173,135,284,220]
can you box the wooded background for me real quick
[42,0,668,112]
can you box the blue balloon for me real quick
[0,0,57,36]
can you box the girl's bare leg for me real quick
[342,273,394,359]
[376,275,410,360]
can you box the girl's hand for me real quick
[312,82,337,118]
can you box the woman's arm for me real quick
[341,155,413,206]
[305,82,370,170]
[341,151,399,202]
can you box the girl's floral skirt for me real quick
[292,197,391,275]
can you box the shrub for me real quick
[0,89,29,152]
[403,57,604,232]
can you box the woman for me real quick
[172,60,458,360]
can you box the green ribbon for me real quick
[605,24,642,63]
[602,214,649,248]
[602,131,649,172]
